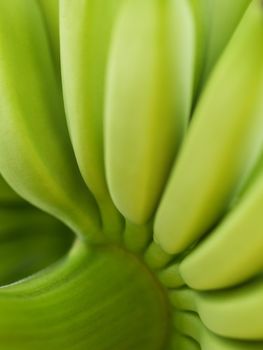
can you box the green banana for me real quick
[0,0,102,243]
[105,0,195,224]
[232,148,263,203]
[173,310,263,349]
[203,0,252,81]
[195,277,263,340]
[197,0,252,88]
[189,0,251,98]
[180,169,263,289]
[154,0,263,254]
[60,0,124,241]
[170,277,263,340]
[0,0,262,349]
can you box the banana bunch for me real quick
[0,0,262,349]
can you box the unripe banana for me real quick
[0,0,262,349]
[170,277,263,340]
[198,0,252,87]
[174,310,263,349]
[60,0,124,241]
[233,148,263,203]
[189,0,251,98]
[105,0,195,224]
[154,0,263,254]
[0,0,102,243]
[195,277,263,340]
[180,170,263,289]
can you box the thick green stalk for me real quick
[0,241,171,350]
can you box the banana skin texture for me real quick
[0,0,263,350]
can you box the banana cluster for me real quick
[0,0,262,349]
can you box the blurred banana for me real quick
[155,0,263,254]
[0,0,102,243]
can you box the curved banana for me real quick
[170,278,263,340]
[60,0,124,241]
[0,0,102,243]
[198,0,252,87]
[105,0,195,224]
[195,277,263,340]
[154,0,263,254]
[180,169,263,289]
[233,148,263,203]
[174,310,263,349]
[189,0,251,98]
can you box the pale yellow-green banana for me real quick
[179,169,263,289]
[173,310,263,349]
[204,0,252,75]
[233,148,263,203]
[60,0,124,241]
[170,278,263,340]
[189,0,251,97]
[196,277,263,340]
[197,0,252,87]
[154,0,263,254]
[105,0,195,224]
[0,0,102,243]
